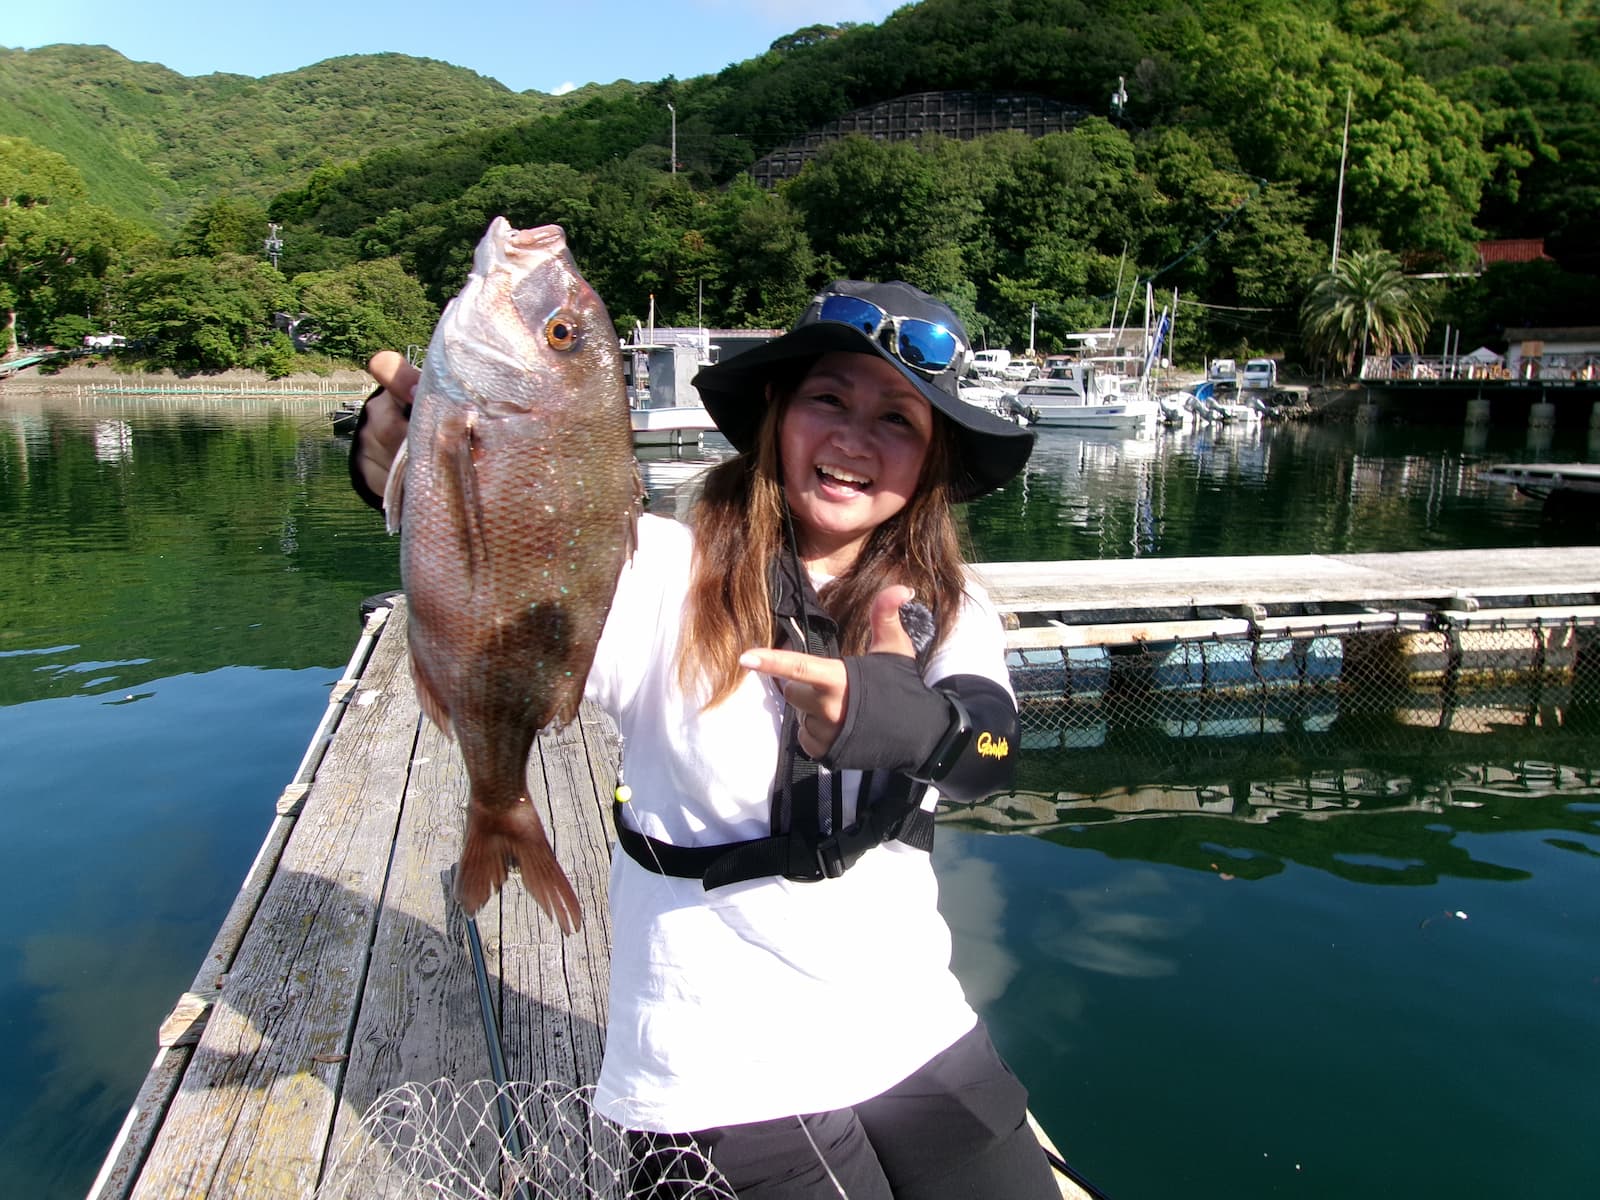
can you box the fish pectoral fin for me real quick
[382,440,409,535]
[409,654,455,738]
[448,412,494,585]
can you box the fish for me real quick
[384,217,638,932]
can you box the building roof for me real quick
[1476,238,1551,265]
[1505,327,1600,342]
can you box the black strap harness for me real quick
[614,557,938,889]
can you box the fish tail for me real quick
[455,798,583,934]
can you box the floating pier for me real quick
[95,546,1600,1198]
[972,547,1600,758]
[90,601,618,1199]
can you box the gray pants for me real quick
[631,1023,1061,1199]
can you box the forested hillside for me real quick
[0,45,593,225]
[3,0,1597,373]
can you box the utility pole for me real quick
[1331,87,1352,272]
[666,102,677,175]
[1110,76,1128,124]
[264,222,283,271]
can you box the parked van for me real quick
[1241,357,1278,390]
[971,349,1012,378]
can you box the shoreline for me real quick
[2,360,377,390]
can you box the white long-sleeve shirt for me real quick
[585,513,1012,1133]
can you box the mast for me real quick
[1331,87,1353,272]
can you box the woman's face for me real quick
[777,350,934,575]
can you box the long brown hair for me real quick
[678,376,970,707]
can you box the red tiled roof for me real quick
[1477,238,1551,264]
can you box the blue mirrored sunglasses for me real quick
[815,294,964,375]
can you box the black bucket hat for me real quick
[693,280,1034,501]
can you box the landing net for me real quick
[316,1079,735,1200]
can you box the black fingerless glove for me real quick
[348,386,388,511]
[819,658,1018,803]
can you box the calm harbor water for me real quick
[3,387,1597,1198]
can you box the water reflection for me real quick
[949,754,1600,888]
[4,387,1598,1200]
[633,437,731,519]
[967,416,1593,563]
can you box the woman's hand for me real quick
[739,585,916,759]
[353,350,420,501]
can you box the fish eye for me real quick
[545,313,580,351]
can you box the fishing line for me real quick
[795,1114,851,1199]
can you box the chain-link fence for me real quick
[1006,612,1600,774]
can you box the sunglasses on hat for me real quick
[814,294,968,376]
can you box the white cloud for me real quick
[551,81,577,96]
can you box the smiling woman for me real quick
[349,277,1049,1196]
[777,351,936,576]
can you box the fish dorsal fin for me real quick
[382,439,409,535]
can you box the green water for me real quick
[2,389,1596,1198]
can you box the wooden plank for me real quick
[1006,617,1251,650]
[1253,611,1434,636]
[93,610,395,1200]
[1438,604,1600,628]
[1333,547,1600,598]
[498,705,617,1104]
[971,553,1404,614]
[130,604,418,1199]
[319,600,503,1192]
[971,547,1600,617]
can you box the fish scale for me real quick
[385,217,638,932]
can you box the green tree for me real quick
[293,257,437,362]
[174,195,271,258]
[119,253,293,370]
[708,179,816,327]
[0,136,132,350]
[786,134,982,299]
[1299,249,1432,375]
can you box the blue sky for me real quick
[6,0,907,95]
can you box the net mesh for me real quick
[316,1080,735,1200]
[1008,614,1600,762]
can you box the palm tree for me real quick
[1299,250,1432,377]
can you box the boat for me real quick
[957,379,1015,419]
[625,337,717,448]
[1012,358,1158,431]
[330,398,364,436]
[1189,379,1263,424]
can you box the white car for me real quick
[1003,360,1040,382]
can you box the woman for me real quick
[354,280,1056,1199]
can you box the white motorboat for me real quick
[957,380,1015,419]
[1190,380,1263,423]
[626,339,716,447]
[1011,360,1158,432]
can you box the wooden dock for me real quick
[93,596,1099,1199]
[91,600,619,1199]
[971,545,1600,649]
[96,544,1600,1198]
[1479,461,1600,500]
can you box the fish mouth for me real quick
[506,224,567,254]
[815,464,873,494]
